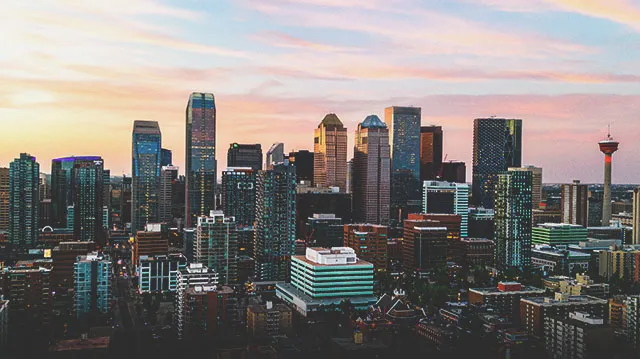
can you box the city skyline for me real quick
[2,0,640,183]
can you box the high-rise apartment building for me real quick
[159,165,178,223]
[52,241,96,290]
[227,143,262,171]
[137,253,187,293]
[1,267,52,338]
[288,150,314,184]
[625,295,640,350]
[561,180,589,226]
[588,190,604,227]
[472,118,522,209]
[384,106,422,223]
[314,114,347,191]
[195,211,238,285]
[222,167,256,258]
[254,162,296,281]
[132,223,168,267]
[524,166,543,208]
[185,92,217,227]
[73,158,105,242]
[9,153,39,249]
[494,168,532,271]
[74,252,111,318]
[423,181,469,237]
[265,142,285,170]
[276,247,377,316]
[544,312,613,359]
[132,121,162,232]
[352,115,390,225]
[174,263,220,338]
[344,224,388,271]
[420,125,443,182]
[0,168,8,231]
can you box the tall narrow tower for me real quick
[599,128,619,226]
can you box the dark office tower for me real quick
[0,167,8,231]
[469,208,494,239]
[51,156,101,229]
[296,186,352,240]
[9,153,39,249]
[420,125,443,182]
[132,120,162,232]
[185,92,217,228]
[227,143,262,171]
[588,190,603,227]
[306,214,343,247]
[120,175,132,225]
[352,115,390,225]
[384,106,422,224]
[73,158,105,242]
[288,150,314,184]
[160,165,178,223]
[441,161,466,183]
[314,114,348,191]
[161,148,173,167]
[472,118,522,209]
[403,219,447,274]
[254,161,296,281]
[494,168,532,271]
[222,167,256,257]
[102,169,110,217]
[561,180,589,226]
[344,224,388,271]
[172,175,186,224]
[39,173,50,201]
[266,142,285,170]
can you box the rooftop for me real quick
[470,285,545,295]
[536,223,586,230]
[319,113,344,128]
[522,295,607,306]
[295,247,373,267]
[50,337,110,352]
[360,115,386,129]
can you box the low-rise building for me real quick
[544,312,613,359]
[178,285,236,340]
[451,238,494,267]
[532,223,587,246]
[415,319,455,352]
[520,293,608,339]
[531,245,590,275]
[469,282,546,324]
[246,301,292,337]
[276,247,377,316]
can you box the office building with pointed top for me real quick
[254,161,297,281]
[132,121,162,232]
[384,106,422,224]
[227,143,262,171]
[472,118,522,209]
[9,153,39,249]
[494,168,533,271]
[352,115,390,225]
[185,92,217,228]
[314,114,347,191]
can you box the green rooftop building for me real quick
[532,223,588,246]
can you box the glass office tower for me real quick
[185,92,217,227]
[472,118,522,209]
[9,153,39,248]
[132,120,162,232]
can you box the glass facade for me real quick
[138,254,187,293]
[132,121,162,232]
[9,153,39,248]
[161,148,173,167]
[227,143,262,171]
[384,107,421,224]
[423,181,470,237]
[195,212,238,285]
[254,162,296,281]
[314,114,347,191]
[290,258,374,298]
[420,125,443,182]
[74,252,111,318]
[494,168,532,271]
[472,118,522,209]
[186,92,217,227]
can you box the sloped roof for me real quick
[320,113,344,127]
[361,115,386,129]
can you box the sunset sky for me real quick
[2,0,639,183]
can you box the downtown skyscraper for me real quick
[352,115,390,225]
[0,167,8,231]
[132,120,162,232]
[472,118,522,209]
[420,125,443,182]
[561,180,589,227]
[195,211,238,285]
[266,142,284,170]
[384,106,421,224]
[222,167,256,257]
[314,114,347,191]
[227,143,262,171]
[185,92,217,227]
[72,158,105,242]
[494,168,532,271]
[9,153,39,249]
[254,161,296,281]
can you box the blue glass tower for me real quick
[185,92,217,227]
[9,153,39,249]
[161,148,173,167]
[132,121,162,232]
[73,158,105,242]
[472,118,522,209]
[384,106,421,224]
[74,252,112,318]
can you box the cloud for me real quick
[252,31,361,53]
